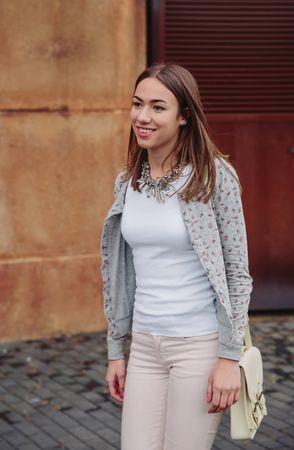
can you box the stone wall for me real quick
[0,0,146,341]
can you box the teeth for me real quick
[139,128,154,134]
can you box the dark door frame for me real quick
[147,0,165,64]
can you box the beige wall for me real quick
[0,0,146,341]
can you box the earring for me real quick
[180,120,187,126]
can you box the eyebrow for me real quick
[133,95,167,104]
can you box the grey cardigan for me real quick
[100,158,253,361]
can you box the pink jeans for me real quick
[121,330,224,450]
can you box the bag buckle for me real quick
[253,391,266,425]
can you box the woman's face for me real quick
[130,77,184,153]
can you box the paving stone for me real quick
[111,440,121,450]
[249,445,268,450]
[212,440,243,450]
[57,390,94,410]
[40,421,70,438]
[92,410,121,434]
[0,438,15,450]
[18,444,43,450]
[0,378,18,388]
[65,383,85,393]
[14,421,41,436]
[50,375,75,385]
[57,434,95,449]
[1,392,21,404]
[29,431,59,449]
[38,379,65,392]
[25,411,55,426]
[61,446,91,450]
[95,444,118,450]
[1,430,30,446]
[283,426,294,438]
[14,405,40,417]
[53,413,81,429]
[73,376,91,386]
[69,425,100,441]
[65,408,88,420]
[271,391,293,403]
[100,400,121,413]
[77,415,106,432]
[276,435,294,447]
[81,391,104,403]
[96,427,121,444]
[0,420,14,434]
[263,414,289,430]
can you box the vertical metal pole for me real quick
[147,0,165,64]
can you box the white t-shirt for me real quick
[120,163,218,337]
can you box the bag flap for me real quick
[239,346,264,403]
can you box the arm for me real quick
[101,171,127,401]
[207,159,253,413]
[213,159,253,359]
[102,170,128,361]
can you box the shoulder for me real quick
[214,157,240,193]
[215,157,239,179]
[114,169,128,196]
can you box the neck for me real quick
[146,150,179,178]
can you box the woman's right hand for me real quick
[105,358,126,403]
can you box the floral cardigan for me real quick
[100,158,253,361]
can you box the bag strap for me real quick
[244,317,252,348]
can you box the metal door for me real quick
[148,0,294,310]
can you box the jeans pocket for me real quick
[182,332,219,342]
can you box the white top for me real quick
[120,163,219,337]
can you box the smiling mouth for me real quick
[137,127,156,136]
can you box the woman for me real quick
[100,63,253,450]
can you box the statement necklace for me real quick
[137,160,185,203]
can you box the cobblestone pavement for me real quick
[0,314,293,450]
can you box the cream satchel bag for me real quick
[230,318,267,439]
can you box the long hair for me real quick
[120,62,241,203]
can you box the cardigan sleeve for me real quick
[213,159,253,359]
[104,170,129,361]
[107,334,127,360]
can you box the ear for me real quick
[179,107,190,126]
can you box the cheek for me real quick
[162,118,181,134]
[130,109,137,123]
[159,112,179,129]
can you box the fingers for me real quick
[105,360,126,403]
[109,377,122,402]
[208,387,221,413]
[208,388,240,413]
[118,372,125,401]
[227,390,236,407]
[210,390,229,413]
[206,375,213,403]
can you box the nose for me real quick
[137,106,151,123]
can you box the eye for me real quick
[132,101,141,108]
[153,105,164,112]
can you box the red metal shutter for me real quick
[158,0,294,113]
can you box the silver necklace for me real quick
[137,160,184,203]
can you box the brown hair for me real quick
[120,62,241,203]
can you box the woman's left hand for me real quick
[207,358,241,413]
